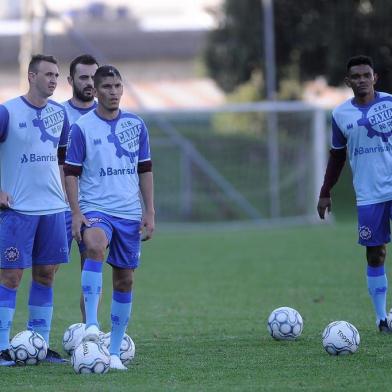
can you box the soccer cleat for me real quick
[44,348,69,363]
[0,349,15,367]
[110,354,127,371]
[83,324,100,342]
[378,319,392,333]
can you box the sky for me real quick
[0,1,223,31]
[45,0,223,30]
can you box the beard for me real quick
[74,86,94,102]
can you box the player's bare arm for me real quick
[65,175,89,242]
[317,148,346,220]
[58,165,68,203]
[139,171,155,241]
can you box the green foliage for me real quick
[211,72,264,136]
[204,0,263,93]
[226,71,264,103]
[277,78,303,100]
[212,110,262,136]
[204,0,392,95]
[2,223,392,391]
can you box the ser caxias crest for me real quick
[357,96,392,142]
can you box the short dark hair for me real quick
[69,54,99,78]
[28,54,58,73]
[93,65,122,87]
[346,55,374,73]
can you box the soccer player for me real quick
[64,65,155,370]
[62,54,99,322]
[317,55,392,333]
[0,54,69,366]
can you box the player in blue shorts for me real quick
[62,54,99,322]
[64,65,155,370]
[318,55,392,333]
[0,54,69,366]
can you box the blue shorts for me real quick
[65,210,73,253]
[0,210,68,269]
[82,211,141,269]
[357,201,392,246]
[65,210,86,254]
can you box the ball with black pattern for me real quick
[62,323,86,355]
[9,330,48,365]
[267,306,303,340]
[322,320,360,355]
[71,340,110,374]
[101,332,135,365]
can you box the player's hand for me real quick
[0,191,12,209]
[317,197,332,219]
[72,212,90,243]
[140,210,155,241]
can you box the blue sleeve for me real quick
[65,124,86,166]
[59,109,70,147]
[138,120,151,162]
[331,116,347,149]
[0,105,9,143]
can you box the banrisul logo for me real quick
[21,153,57,163]
[107,116,141,162]
[32,104,65,147]
[99,167,135,176]
[357,96,392,142]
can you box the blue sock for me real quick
[367,265,388,323]
[82,259,103,328]
[110,291,132,356]
[27,281,53,345]
[0,284,16,351]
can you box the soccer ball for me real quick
[322,320,360,355]
[62,323,85,355]
[387,308,392,327]
[71,340,110,374]
[9,330,47,365]
[101,332,135,364]
[267,306,303,340]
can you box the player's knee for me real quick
[0,274,21,290]
[32,266,55,286]
[85,243,106,261]
[113,275,133,292]
[0,269,23,289]
[367,246,386,266]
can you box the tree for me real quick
[204,0,263,93]
[204,0,392,95]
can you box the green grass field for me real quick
[2,220,392,391]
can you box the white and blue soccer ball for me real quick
[267,306,303,340]
[62,323,86,355]
[9,330,48,365]
[322,320,360,355]
[101,332,135,365]
[71,340,110,374]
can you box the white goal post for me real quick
[137,101,328,226]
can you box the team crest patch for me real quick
[107,116,141,163]
[32,105,65,147]
[4,247,20,262]
[359,226,372,240]
[357,97,392,142]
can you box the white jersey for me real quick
[65,109,151,220]
[62,99,97,212]
[0,96,69,214]
[62,99,97,125]
[332,91,392,206]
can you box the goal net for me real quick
[138,101,327,226]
